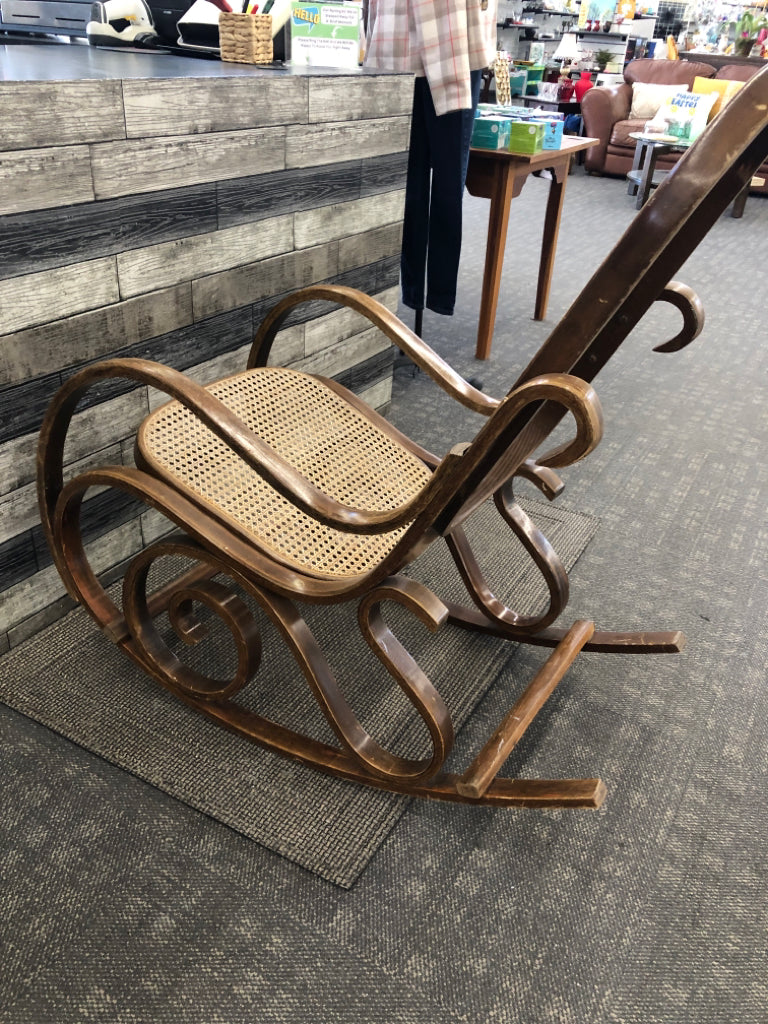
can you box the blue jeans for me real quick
[400,70,482,316]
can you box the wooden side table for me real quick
[465,135,598,361]
[626,133,687,209]
[627,132,761,216]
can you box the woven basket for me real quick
[219,12,273,64]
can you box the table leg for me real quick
[474,163,517,360]
[534,160,568,321]
[636,145,659,210]
[628,139,646,196]
[731,181,750,218]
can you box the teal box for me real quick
[509,68,527,96]
[476,103,530,119]
[507,120,544,155]
[471,117,511,151]
[535,118,564,150]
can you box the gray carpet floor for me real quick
[0,499,597,888]
[2,167,767,1023]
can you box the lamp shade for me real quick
[553,32,580,62]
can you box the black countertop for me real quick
[0,39,392,81]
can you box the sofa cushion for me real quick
[692,76,746,119]
[610,118,647,148]
[624,58,716,87]
[645,90,718,142]
[715,64,760,83]
[629,81,689,119]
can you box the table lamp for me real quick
[553,33,580,100]
[553,32,580,69]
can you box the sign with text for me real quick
[290,3,361,68]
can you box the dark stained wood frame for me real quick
[36,68,768,812]
[465,134,600,358]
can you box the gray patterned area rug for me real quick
[0,497,597,888]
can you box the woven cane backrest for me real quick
[138,367,432,578]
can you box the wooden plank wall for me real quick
[0,70,413,650]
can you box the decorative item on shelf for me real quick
[509,64,529,96]
[552,32,579,101]
[537,80,560,102]
[592,19,600,31]
[574,69,594,102]
[727,9,768,57]
[557,76,576,100]
[493,53,512,105]
[595,48,612,71]
[529,41,546,63]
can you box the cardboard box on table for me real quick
[507,121,545,155]
[473,104,565,154]
[471,116,512,150]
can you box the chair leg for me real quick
[457,620,595,799]
[444,599,685,653]
[445,490,685,654]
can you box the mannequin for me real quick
[400,70,483,323]
[364,0,498,331]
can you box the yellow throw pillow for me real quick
[629,82,689,120]
[692,76,746,120]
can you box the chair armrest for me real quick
[249,284,500,417]
[581,84,632,172]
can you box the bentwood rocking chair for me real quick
[38,68,768,811]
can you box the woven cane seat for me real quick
[138,367,433,579]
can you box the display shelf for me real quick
[498,6,656,62]
[577,30,632,38]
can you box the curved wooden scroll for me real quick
[652,281,705,353]
[446,485,569,635]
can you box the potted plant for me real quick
[595,48,613,70]
[729,8,768,57]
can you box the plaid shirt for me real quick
[364,0,498,116]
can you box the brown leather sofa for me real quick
[709,62,768,193]
[581,58,715,175]
[581,58,768,194]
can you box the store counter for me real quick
[0,42,413,647]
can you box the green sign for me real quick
[290,2,361,68]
